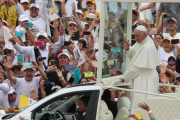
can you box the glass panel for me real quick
[102,2,128,78]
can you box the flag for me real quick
[19,95,36,109]
[124,112,143,120]
[47,6,60,22]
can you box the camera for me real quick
[44,79,55,87]
[163,13,168,18]
[39,57,46,61]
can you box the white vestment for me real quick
[120,36,160,114]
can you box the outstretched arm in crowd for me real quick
[31,61,47,80]
[9,38,35,61]
[139,102,156,120]
[77,0,83,10]
[6,58,17,85]
[156,10,162,30]
[59,0,67,16]
[14,0,26,15]
[139,3,156,12]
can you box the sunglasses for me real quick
[4,50,11,55]
[168,22,176,25]
[168,62,176,65]
[30,8,39,11]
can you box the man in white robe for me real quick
[120,25,160,114]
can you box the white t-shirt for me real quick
[14,77,40,103]
[158,46,175,63]
[162,33,180,41]
[0,83,10,109]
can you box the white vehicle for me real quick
[1,0,180,120]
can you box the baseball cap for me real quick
[18,14,29,22]
[36,31,48,39]
[86,0,96,5]
[79,38,88,44]
[8,87,17,94]
[86,13,97,19]
[3,45,14,52]
[76,9,83,15]
[2,20,7,26]
[30,4,40,9]
[20,0,29,3]
[68,21,78,26]
[23,67,36,71]
[167,17,178,24]
[58,53,70,60]
[162,38,171,42]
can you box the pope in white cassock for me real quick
[120,25,160,114]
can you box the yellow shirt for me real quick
[1,5,18,26]
[0,7,5,20]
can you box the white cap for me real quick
[167,17,178,24]
[2,20,7,25]
[51,85,61,91]
[135,25,147,32]
[76,9,83,15]
[79,38,88,44]
[58,53,70,60]
[20,0,29,3]
[95,51,108,62]
[8,87,17,94]
[36,31,48,39]
[68,21,77,26]
[19,14,29,22]
[86,13,97,19]
[30,4,40,9]
[23,67,36,71]
[3,45,14,52]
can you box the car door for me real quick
[31,90,99,120]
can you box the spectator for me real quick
[3,45,17,65]
[167,56,176,72]
[72,2,87,29]
[132,8,140,30]
[153,34,163,49]
[10,30,64,68]
[8,87,18,109]
[44,54,66,96]
[0,71,10,109]
[0,17,13,46]
[14,0,50,35]
[156,3,180,29]
[157,38,176,63]
[86,0,100,18]
[157,17,180,40]
[0,0,18,26]
[19,0,30,16]
[6,58,47,101]
[78,78,88,84]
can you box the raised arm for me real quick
[139,3,156,12]
[14,0,26,15]
[31,61,47,80]
[156,11,162,29]
[6,58,17,85]
[9,38,34,58]
[59,0,67,16]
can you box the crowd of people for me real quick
[0,0,179,119]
